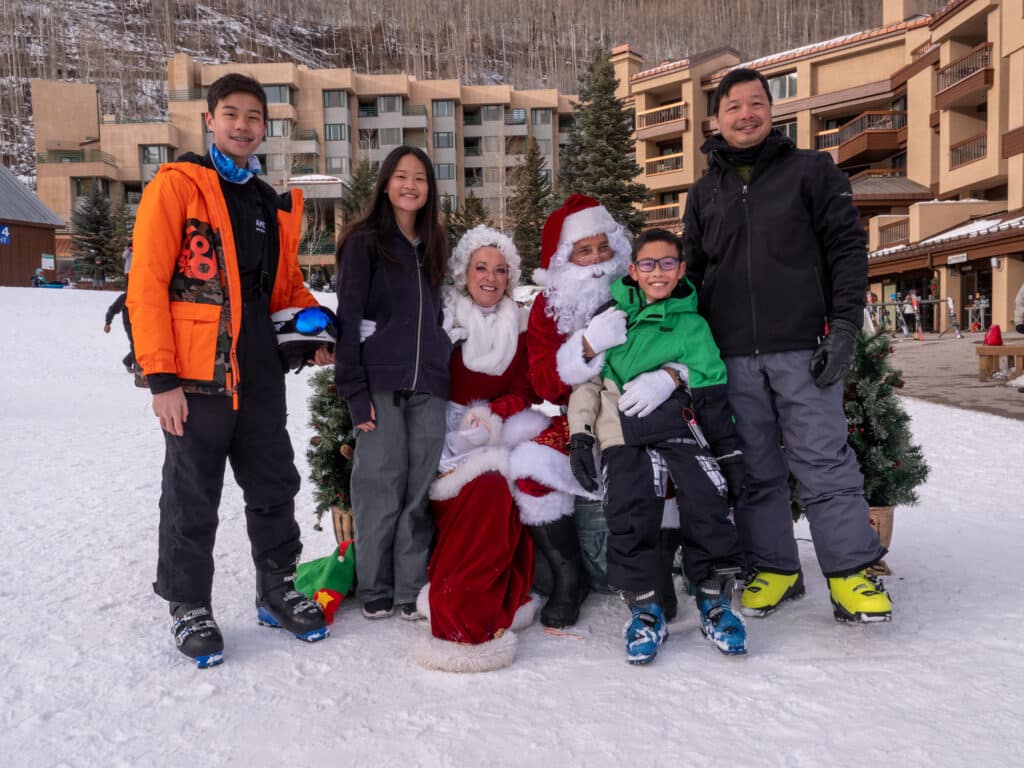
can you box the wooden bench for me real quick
[975,343,1024,381]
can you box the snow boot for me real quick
[256,567,329,642]
[660,528,682,622]
[529,517,589,628]
[621,592,667,665]
[697,573,747,655]
[828,570,893,623]
[170,603,224,669]
[740,569,805,617]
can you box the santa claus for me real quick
[508,194,635,628]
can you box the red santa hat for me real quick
[540,194,620,270]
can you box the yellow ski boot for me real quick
[828,571,892,623]
[740,570,805,617]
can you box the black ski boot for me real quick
[170,603,224,669]
[256,567,328,642]
[660,528,682,622]
[530,516,589,628]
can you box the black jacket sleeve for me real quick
[105,292,127,325]
[334,231,374,426]
[682,182,707,292]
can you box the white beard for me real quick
[543,261,626,336]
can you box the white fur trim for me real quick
[559,205,619,252]
[449,224,521,299]
[416,583,431,621]
[430,447,509,501]
[544,225,633,277]
[514,488,575,525]
[500,408,550,448]
[661,496,680,529]
[509,441,601,500]
[414,630,518,673]
[556,329,605,387]
[509,596,539,631]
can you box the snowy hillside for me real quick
[1,286,1022,767]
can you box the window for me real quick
[323,90,348,108]
[439,193,458,210]
[480,105,503,122]
[483,166,501,184]
[434,163,455,180]
[532,108,552,125]
[267,119,291,138]
[379,127,402,146]
[264,85,292,104]
[774,120,797,143]
[326,156,349,173]
[324,123,348,142]
[433,99,455,117]
[558,114,574,131]
[140,145,169,164]
[378,95,402,113]
[892,94,907,113]
[767,72,797,101]
[73,177,108,197]
[506,108,527,125]
[358,102,378,118]
[433,131,455,149]
[465,168,483,187]
[358,129,379,150]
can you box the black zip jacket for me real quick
[682,130,867,357]
[335,227,452,425]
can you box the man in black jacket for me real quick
[683,68,892,624]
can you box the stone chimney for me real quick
[882,0,919,26]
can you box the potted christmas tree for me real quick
[306,368,357,545]
[843,330,930,574]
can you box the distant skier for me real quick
[103,291,136,373]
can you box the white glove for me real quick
[618,369,678,418]
[359,319,377,342]
[583,307,627,355]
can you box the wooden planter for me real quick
[867,505,895,576]
[331,505,355,546]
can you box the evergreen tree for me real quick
[843,330,930,506]
[556,45,646,235]
[71,183,124,281]
[507,137,553,280]
[306,368,356,527]
[446,193,492,251]
[340,159,377,224]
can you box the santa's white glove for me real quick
[583,307,627,355]
[359,319,376,342]
[618,369,678,418]
[449,405,502,454]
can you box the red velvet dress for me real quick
[427,334,538,644]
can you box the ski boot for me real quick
[171,603,224,669]
[697,572,747,655]
[529,517,589,628]
[621,591,668,665]
[828,570,892,623]
[256,567,329,642]
[740,569,805,617]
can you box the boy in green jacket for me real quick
[568,229,747,664]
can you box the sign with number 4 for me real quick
[0,225,11,245]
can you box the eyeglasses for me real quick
[276,306,337,337]
[633,256,680,273]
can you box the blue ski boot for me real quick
[256,567,328,642]
[171,603,224,669]
[697,572,747,655]
[621,591,668,665]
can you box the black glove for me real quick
[717,451,746,507]
[568,433,598,493]
[1016,323,1024,335]
[809,317,859,388]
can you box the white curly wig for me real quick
[448,224,521,299]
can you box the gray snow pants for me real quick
[351,390,446,604]
[724,350,885,577]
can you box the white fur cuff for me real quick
[414,630,518,673]
[556,329,605,387]
[429,447,509,501]
[514,488,574,526]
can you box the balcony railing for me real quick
[837,111,907,146]
[937,42,993,93]
[168,88,204,101]
[464,143,482,156]
[101,116,170,125]
[878,218,909,247]
[403,104,427,117]
[504,111,528,126]
[641,203,680,223]
[637,102,688,129]
[464,112,482,126]
[950,132,986,169]
[357,104,378,118]
[37,150,116,165]
[404,134,428,148]
[816,128,840,150]
[645,152,684,175]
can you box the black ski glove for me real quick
[809,317,859,388]
[716,451,746,507]
[569,433,598,493]
[1016,323,1024,335]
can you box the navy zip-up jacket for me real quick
[335,227,451,424]
[683,130,867,357]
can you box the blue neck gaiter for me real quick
[209,144,262,184]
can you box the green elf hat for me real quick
[295,540,356,624]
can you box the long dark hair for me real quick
[336,146,447,288]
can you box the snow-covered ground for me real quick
[2,286,1022,767]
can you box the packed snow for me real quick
[1,286,1022,767]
